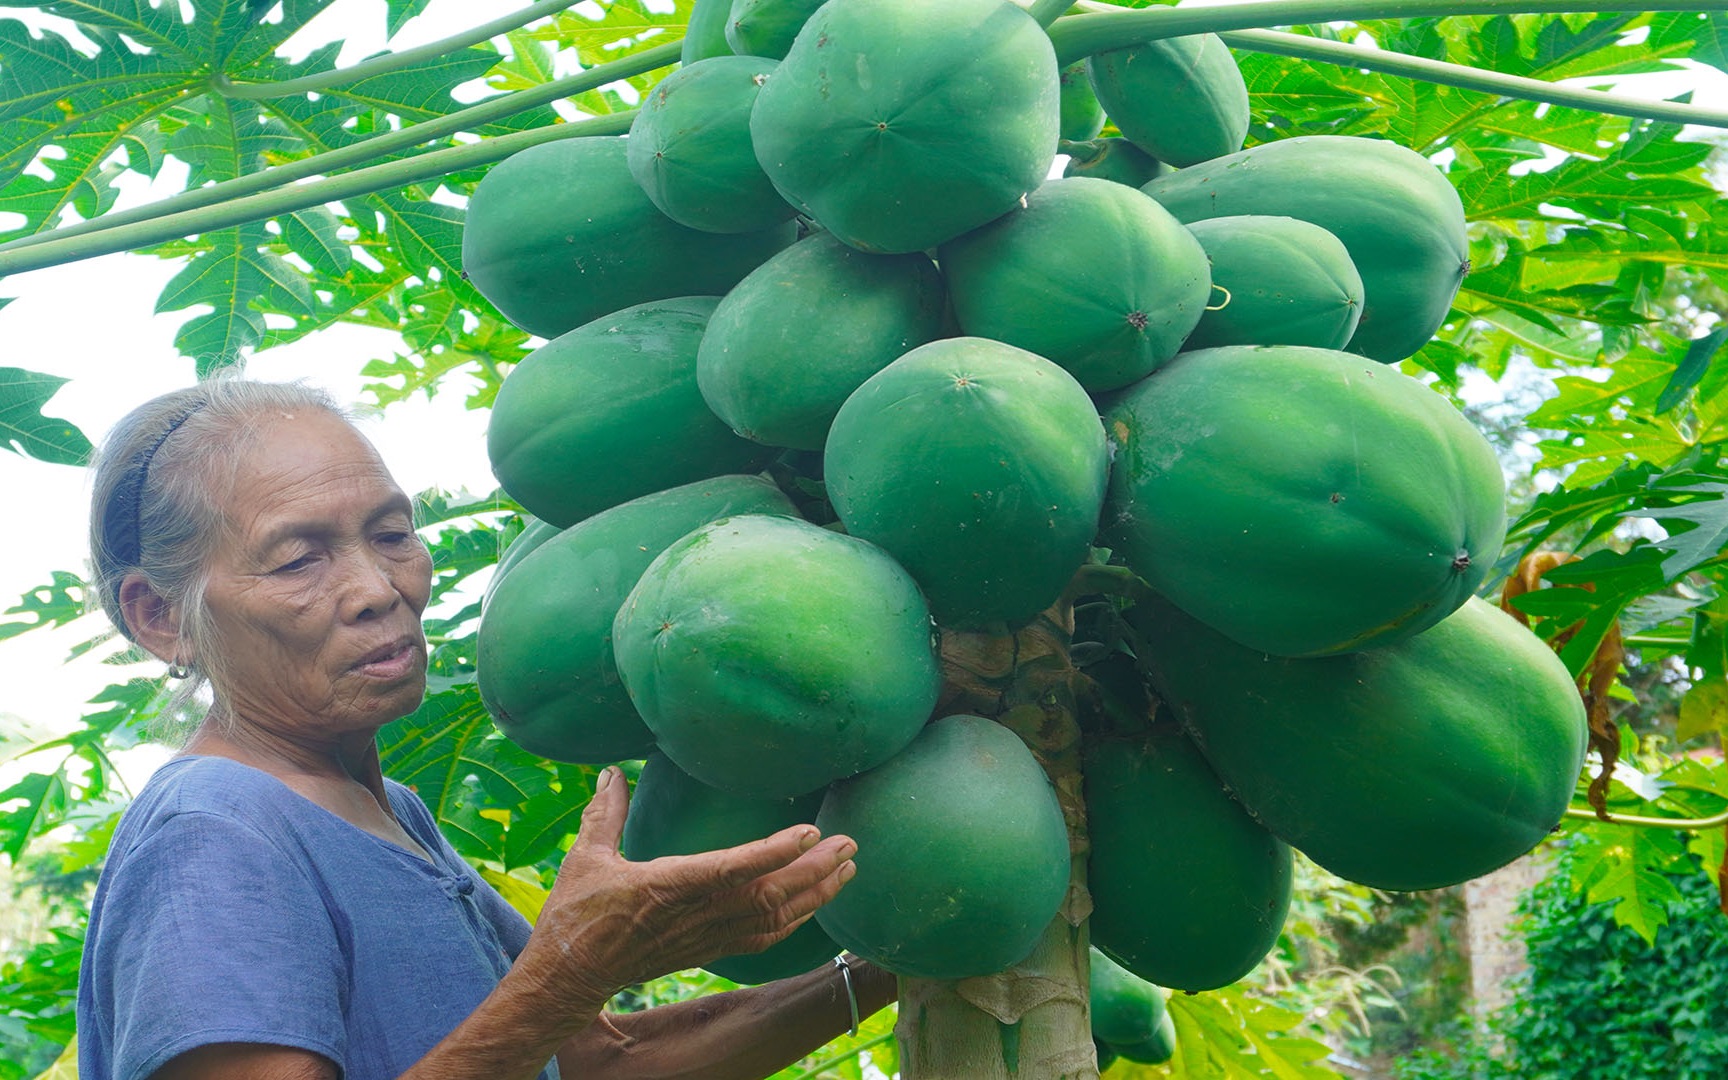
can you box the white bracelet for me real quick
[834,955,861,1037]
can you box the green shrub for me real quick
[1395,855,1728,1080]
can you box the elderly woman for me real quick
[78,380,895,1080]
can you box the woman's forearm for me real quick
[557,956,899,1080]
[403,963,609,1080]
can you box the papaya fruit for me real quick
[1133,594,1589,891]
[683,0,735,62]
[1062,137,1165,187]
[1100,345,1506,658]
[481,516,559,610]
[1143,134,1468,363]
[724,0,824,59]
[486,297,777,528]
[749,0,1059,253]
[814,715,1070,980]
[825,337,1110,630]
[697,232,947,451]
[1084,721,1292,992]
[1089,947,1176,1065]
[462,137,793,338]
[622,751,840,983]
[1182,215,1365,352]
[1086,35,1249,168]
[939,176,1211,392]
[612,513,941,799]
[627,56,795,234]
[476,475,796,764]
[1060,61,1106,142]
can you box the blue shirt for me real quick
[77,755,559,1080]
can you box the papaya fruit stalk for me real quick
[1047,0,1728,65]
[896,596,1099,1078]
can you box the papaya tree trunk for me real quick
[896,605,1099,1079]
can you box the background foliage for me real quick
[2,0,1728,1076]
[1395,854,1728,1080]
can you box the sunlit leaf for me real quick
[0,369,92,465]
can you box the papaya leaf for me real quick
[1629,479,1728,580]
[503,762,598,870]
[1568,822,1689,944]
[278,206,352,276]
[0,571,88,642]
[1657,326,1728,415]
[1646,11,1728,76]
[0,369,91,465]
[477,866,550,923]
[378,683,556,864]
[0,772,67,862]
[1156,987,1341,1079]
[386,0,434,40]
[1687,593,1728,681]
[1679,681,1728,745]
[0,0,341,238]
[307,47,501,122]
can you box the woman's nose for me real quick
[341,551,403,621]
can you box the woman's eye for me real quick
[274,554,314,574]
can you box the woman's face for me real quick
[198,409,433,741]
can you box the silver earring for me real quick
[166,661,192,680]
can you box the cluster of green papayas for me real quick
[463,0,1586,1029]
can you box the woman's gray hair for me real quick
[88,379,354,717]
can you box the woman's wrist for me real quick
[837,953,899,1019]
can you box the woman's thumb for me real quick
[571,765,629,855]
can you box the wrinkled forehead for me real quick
[212,409,406,535]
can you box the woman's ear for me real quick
[118,574,187,666]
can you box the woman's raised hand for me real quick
[514,766,858,1016]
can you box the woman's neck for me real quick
[185,708,390,807]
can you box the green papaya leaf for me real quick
[0,368,92,465]
[1657,326,1728,415]
[0,571,89,642]
[378,683,557,864]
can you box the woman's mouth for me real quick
[352,639,420,680]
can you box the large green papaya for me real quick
[1143,135,1468,362]
[939,177,1211,392]
[697,232,947,451]
[1133,594,1589,891]
[481,516,560,610]
[487,297,777,528]
[749,0,1058,253]
[1084,721,1292,992]
[1100,345,1506,658]
[825,337,1110,631]
[724,0,824,59]
[683,0,735,62]
[814,715,1070,980]
[1086,35,1249,167]
[1089,947,1177,1065]
[1182,215,1365,352]
[613,514,941,799]
[1059,61,1106,142]
[622,751,840,983]
[462,137,794,338]
[1062,137,1165,187]
[476,475,796,764]
[627,56,794,235]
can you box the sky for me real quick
[1,1,1727,789]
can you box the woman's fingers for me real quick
[566,766,631,862]
[667,825,857,895]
